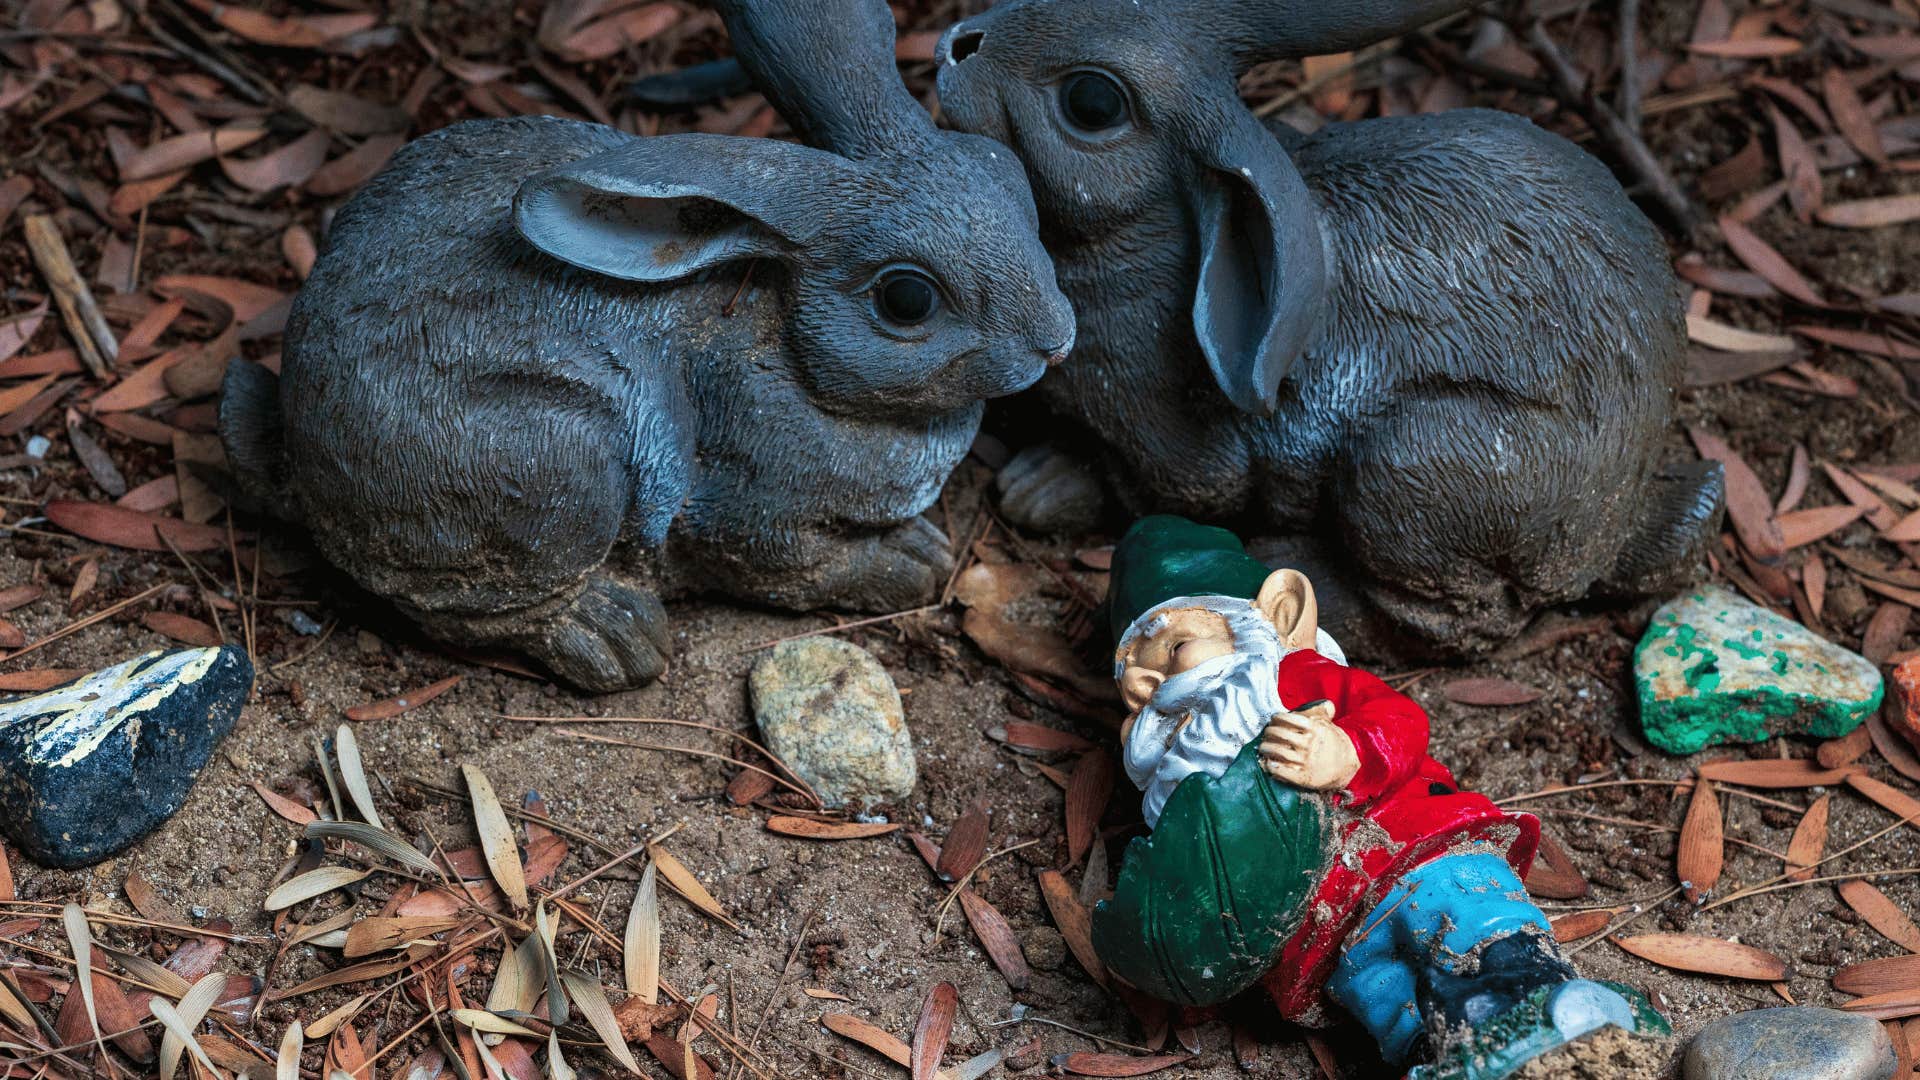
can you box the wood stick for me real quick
[21,214,115,380]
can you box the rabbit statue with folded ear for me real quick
[218,0,1074,693]
[935,0,1724,659]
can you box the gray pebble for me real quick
[749,637,916,808]
[1684,1007,1894,1080]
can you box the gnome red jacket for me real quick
[1258,649,1541,1025]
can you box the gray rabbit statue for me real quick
[936,0,1724,657]
[219,0,1073,692]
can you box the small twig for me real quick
[743,909,816,1066]
[269,617,338,673]
[0,582,172,665]
[21,215,114,380]
[509,715,822,808]
[983,1009,1157,1054]
[1515,15,1697,232]
[737,604,942,653]
[1568,884,1684,956]
[557,730,820,806]
[1496,777,1690,805]
[1700,806,1920,913]
[1616,0,1642,133]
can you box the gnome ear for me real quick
[1255,569,1318,651]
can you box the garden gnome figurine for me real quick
[1093,516,1669,1078]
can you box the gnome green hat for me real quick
[1106,515,1273,641]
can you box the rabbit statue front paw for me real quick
[996,444,1106,536]
[518,576,672,693]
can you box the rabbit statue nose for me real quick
[939,24,985,65]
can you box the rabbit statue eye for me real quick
[874,269,940,326]
[1061,71,1129,133]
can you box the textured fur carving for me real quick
[935,0,1723,656]
[220,0,1072,692]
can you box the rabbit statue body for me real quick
[220,0,1074,691]
[935,0,1723,655]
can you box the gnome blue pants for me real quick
[1323,853,1553,1065]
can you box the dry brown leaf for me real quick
[1798,326,1920,362]
[1835,954,1920,997]
[1819,194,1920,228]
[764,816,902,840]
[822,1013,911,1067]
[1678,778,1723,901]
[1696,758,1860,787]
[1687,315,1798,353]
[44,501,237,553]
[1766,106,1825,223]
[912,981,957,1080]
[1864,604,1912,665]
[624,861,660,1003]
[1687,36,1803,57]
[1720,216,1824,305]
[1056,1053,1191,1077]
[142,610,220,647]
[307,134,406,197]
[1690,428,1787,561]
[1550,909,1613,943]
[0,669,82,691]
[220,129,332,194]
[1840,879,1920,952]
[462,764,528,910]
[1868,709,1920,784]
[1842,987,1920,1021]
[1613,933,1787,980]
[938,802,990,881]
[288,84,410,136]
[344,674,461,721]
[121,125,266,181]
[1523,829,1590,900]
[1787,793,1830,882]
[1037,868,1107,986]
[1823,68,1887,165]
[1442,677,1543,706]
[265,866,372,911]
[282,225,318,279]
[648,843,732,925]
[957,888,1032,992]
[1065,753,1114,868]
[999,721,1096,753]
[0,373,55,417]
[342,916,458,959]
[0,842,10,902]
[181,0,376,47]
[0,584,43,614]
[644,1033,715,1080]
[1847,773,1920,830]
[1774,504,1865,548]
[153,275,287,323]
[250,782,316,826]
[1818,728,1873,769]
[1824,464,1903,530]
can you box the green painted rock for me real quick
[1635,587,1883,755]
[748,637,915,808]
[1091,739,1330,1006]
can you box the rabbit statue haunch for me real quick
[934,0,1725,658]
[219,0,1073,693]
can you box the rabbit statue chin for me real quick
[935,0,1726,662]
[219,0,1073,693]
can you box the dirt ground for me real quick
[5,0,1920,1078]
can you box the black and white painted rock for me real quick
[0,646,251,868]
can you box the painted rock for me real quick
[0,646,251,868]
[748,637,915,808]
[1635,587,1883,755]
[1684,1007,1894,1080]
[1889,655,1920,755]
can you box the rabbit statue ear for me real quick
[1190,113,1328,416]
[514,134,842,282]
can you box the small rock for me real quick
[1635,587,1883,754]
[0,646,251,868]
[748,637,916,808]
[1023,926,1067,971]
[1889,656,1920,755]
[1684,1007,1894,1080]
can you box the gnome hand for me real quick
[1260,700,1360,792]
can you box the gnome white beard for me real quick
[1119,596,1348,827]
